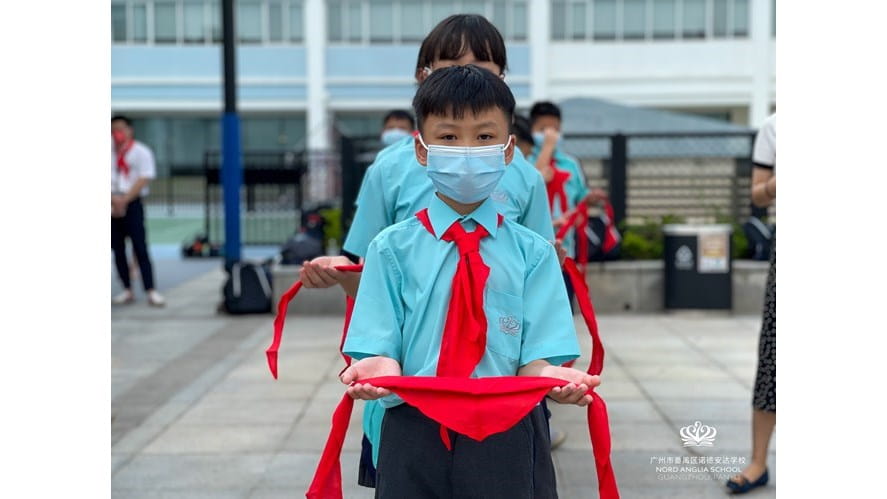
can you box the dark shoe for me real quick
[726,468,769,494]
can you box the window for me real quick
[154,1,178,44]
[183,0,205,43]
[593,0,617,41]
[369,1,394,43]
[290,1,304,42]
[112,3,127,42]
[346,1,362,42]
[237,1,262,43]
[652,0,675,39]
[511,1,528,40]
[733,0,749,37]
[430,4,455,25]
[713,0,728,38]
[210,2,222,43]
[682,0,706,39]
[132,3,148,41]
[400,0,426,42]
[622,0,646,40]
[570,2,587,41]
[492,0,507,37]
[551,1,567,40]
[328,0,343,41]
[268,1,283,42]
[462,1,486,16]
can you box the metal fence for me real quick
[146,131,773,247]
[562,131,772,227]
[145,150,309,245]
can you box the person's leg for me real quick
[729,237,775,490]
[111,215,132,291]
[375,404,451,499]
[452,405,552,499]
[124,199,161,301]
[744,409,776,478]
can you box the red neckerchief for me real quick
[546,159,572,214]
[416,207,503,448]
[115,140,134,177]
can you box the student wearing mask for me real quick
[341,65,598,498]
[379,109,416,146]
[296,15,561,489]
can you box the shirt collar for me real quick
[427,194,500,240]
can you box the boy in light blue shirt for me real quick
[339,65,599,498]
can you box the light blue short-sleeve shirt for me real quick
[343,136,555,258]
[529,148,590,256]
[344,195,580,464]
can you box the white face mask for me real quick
[381,128,412,146]
[418,134,512,204]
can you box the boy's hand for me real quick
[300,255,356,290]
[543,127,560,148]
[340,356,401,400]
[539,365,601,407]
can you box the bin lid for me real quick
[662,224,733,236]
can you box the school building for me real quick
[111,0,776,175]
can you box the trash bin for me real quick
[663,224,733,310]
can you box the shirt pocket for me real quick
[484,289,524,361]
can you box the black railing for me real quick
[562,131,763,227]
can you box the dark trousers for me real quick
[375,404,557,499]
[111,198,155,291]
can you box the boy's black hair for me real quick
[382,109,415,129]
[415,14,508,75]
[111,114,133,127]
[413,65,515,133]
[511,114,534,146]
[529,101,562,124]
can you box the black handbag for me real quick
[742,216,775,260]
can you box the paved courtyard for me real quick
[112,265,775,498]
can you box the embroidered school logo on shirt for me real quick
[499,315,521,336]
[490,190,508,203]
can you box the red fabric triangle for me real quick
[546,162,571,213]
[305,376,620,499]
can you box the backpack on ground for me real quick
[222,262,273,314]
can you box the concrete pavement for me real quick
[112,267,775,498]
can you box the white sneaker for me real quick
[147,290,166,307]
[112,290,135,305]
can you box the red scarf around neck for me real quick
[115,140,134,177]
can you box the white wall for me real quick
[543,39,775,114]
